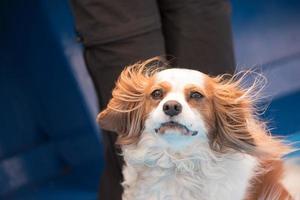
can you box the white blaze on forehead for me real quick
[155,68,206,90]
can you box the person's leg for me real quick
[69,1,165,200]
[158,0,235,75]
[84,31,165,105]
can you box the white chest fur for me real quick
[121,134,258,200]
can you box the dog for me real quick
[97,57,299,200]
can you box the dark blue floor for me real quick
[4,162,101,200]
[0,0,300,199]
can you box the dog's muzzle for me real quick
[155,121,198,136]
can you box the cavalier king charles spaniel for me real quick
[97,58,299,200]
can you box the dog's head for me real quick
[97,58,289,156]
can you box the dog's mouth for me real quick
[155,121,198,136]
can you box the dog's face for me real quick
[142,68,212,149]
[98,58,269,154]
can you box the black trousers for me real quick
[70,0,235,199]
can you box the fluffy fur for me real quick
[98,57,299,200]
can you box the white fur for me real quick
[155,68,206,90]
[121,69,258,200]
[122,133,258,200]
[281,159,300,200]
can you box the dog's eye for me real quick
[190,91,203,99]
[151,89,163,99]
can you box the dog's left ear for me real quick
[210,75,257,154]
[97,57,164,145]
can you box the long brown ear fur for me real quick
[97,57,166,145]
[210,72,291,158]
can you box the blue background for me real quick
[0,0,299,199]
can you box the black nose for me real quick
[163,100,182,117]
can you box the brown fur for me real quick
[209,75,258,154]
[97,57,167,145]
[200,74,290,158]
[246,160,292,200]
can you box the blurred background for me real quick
[0,0,300,199]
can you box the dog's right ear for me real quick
[97,106,127,134]
[97,57,165,145]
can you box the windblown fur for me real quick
[98,57,298,200]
